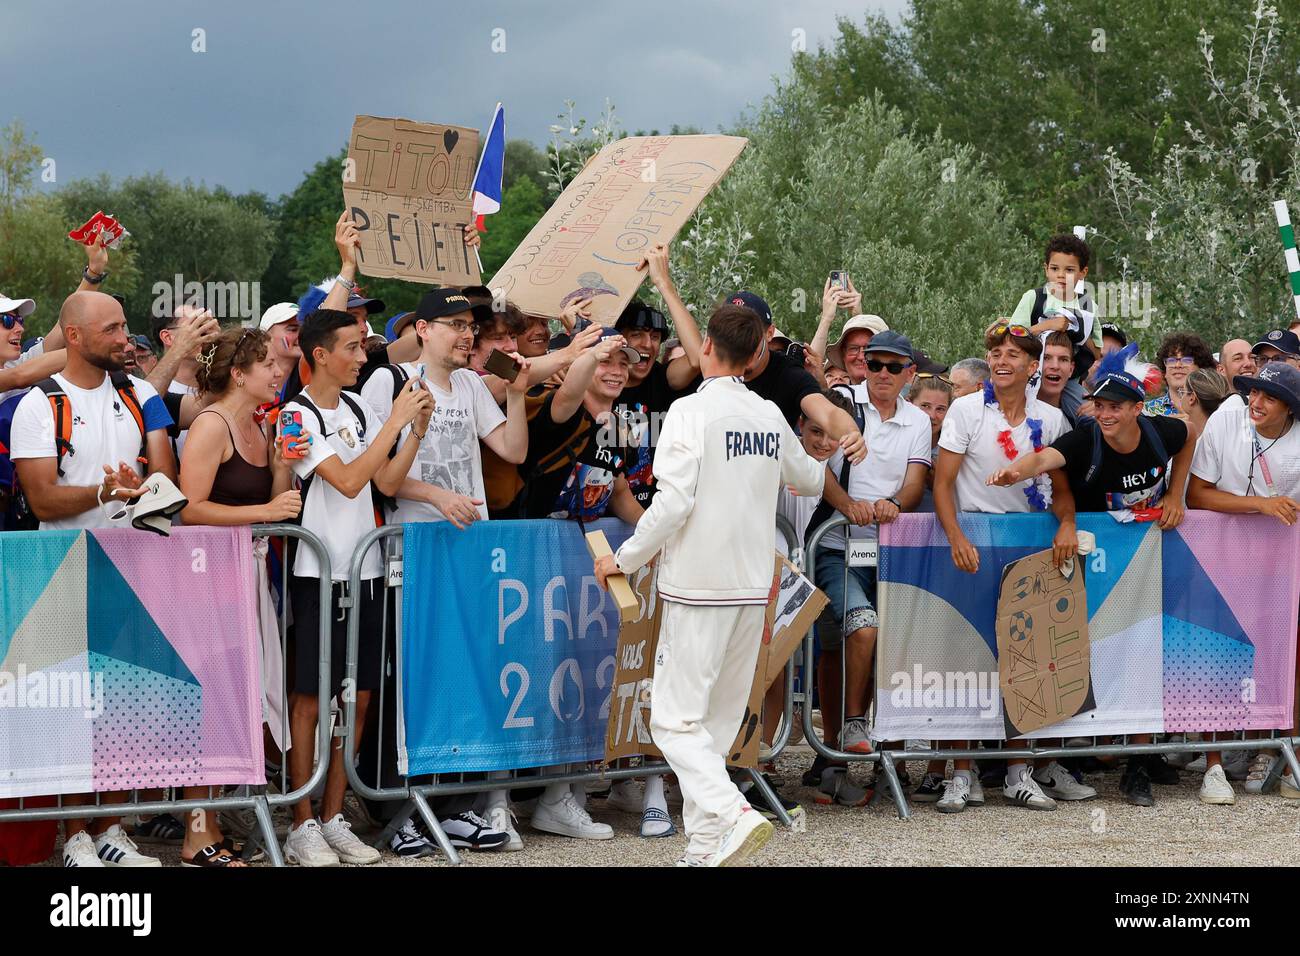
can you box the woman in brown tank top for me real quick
[176,327,308,867]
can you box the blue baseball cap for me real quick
[385,311,415,342]
[1234,362,1300,417]
[724,291,772,325]
[597,326,642,365]
[1091,371,1146,404]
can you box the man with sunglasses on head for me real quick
[811,332,932,771]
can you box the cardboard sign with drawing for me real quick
[996,549,1096,738]
[343,115,481,286]
[604,554,828,767]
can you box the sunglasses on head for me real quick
[1,313,24,331]
[989,324,1031,339]
[866,358,912,375]
[913,372,952,386]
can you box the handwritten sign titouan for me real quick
[343,115,481,286]
[491,135,747,325]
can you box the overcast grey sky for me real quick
[2,0,905,199]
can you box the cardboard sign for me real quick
[996,550,1096,738]
[584,530,638,624]
[490,135,747,325]
[603,553,827,767]
[342,115,481,286]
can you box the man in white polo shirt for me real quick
[813,331,932,763]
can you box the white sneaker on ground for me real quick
[1245,752,1278,794]
[1280,772,1300,799]
[531,792,614,840]
[1199,765,1236,805]
[1033,761,1098,801]
[487,805,524,851]
[967,773,986,807]
[1186,754,1207,773]
[62,831,104,868]
[321,813,380,864]
[604,779,644,814]
[1003,767,1057,810]
[284,819,341,867]
[440,810,510,850]
[676,854,711,867]
[712,805,773,867]
[1221,750,1251,781]
[935,775,970,814]
[94,825,161,867]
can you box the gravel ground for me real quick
[39,744,1300,868]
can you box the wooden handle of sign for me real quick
[585,531,639,624]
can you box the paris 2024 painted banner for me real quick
[0,527,266,798]
[872,512,1299,741]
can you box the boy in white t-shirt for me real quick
[279,308,432,867]
[932,321,1074,815]
[360,289,531,528]
[9,291,175,868]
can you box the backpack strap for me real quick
[1082,418,1104,487]
[338,392,368,441]
[385,363,410,400]
[108,371,148,462]
[1030,287,1048,327]
[804,386,869,546]
[34,378,74,478]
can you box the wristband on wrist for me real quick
[885,495,901,509]
[335,274,357,292]
[83,267,107,285]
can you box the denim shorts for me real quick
[813,547,879,649]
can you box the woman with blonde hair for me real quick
[177,327,307,866]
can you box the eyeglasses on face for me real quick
[1164,355,1195,366]
[843,344,871,357]
[1,313,24,330]
[431,318,476,334]
[866,358,912,375]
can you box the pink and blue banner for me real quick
[872,512,1299,740]
[0,527,266,798]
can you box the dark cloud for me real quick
[2,0,902,197]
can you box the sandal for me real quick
[219,837,266,863]
[181,843,247,868]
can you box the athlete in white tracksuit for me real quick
[602,328,825,863]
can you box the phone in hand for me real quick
[786,342,808,366]
[829,270,848,290]
[279,410,306,460]
[484,348,522,383]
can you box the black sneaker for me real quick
[740,774,805,823]
[911,772,946,803]
[440,811,510,850]
[389,820,437,858]
[802,755,832,787]
[132,813,185,844]
[1120,760,1155,807]
[1143,754,1180,785]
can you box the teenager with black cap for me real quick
[1188,361,1300,802]
[1252,329,1300,369]
[989,350,1198,807]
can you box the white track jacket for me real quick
[614,375,825,605]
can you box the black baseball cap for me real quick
[615,300,668,335]
[416,289,474,322]
[1100,323,1128,346]
[724,291,772,325]
[864,330,914,361]
[346,292,385,314]
[1234,362,1300,417]
[1252,329,1300,357]
[1091,371,1145,404]
[912,348,949,375]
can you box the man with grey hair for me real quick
[949,358,990,399]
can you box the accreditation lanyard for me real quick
[1251,427,1279,498]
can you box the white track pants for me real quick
[649,600,765,858]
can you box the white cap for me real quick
[827,314,889,368]
[258,302,299,332]
[0,293,36,318]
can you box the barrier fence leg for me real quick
[1277,738,1300,789]
[252,794,285,868]
[371,799,417,851]
[876,754,911,821]
[745,767,793,829]
[412,790,461,866]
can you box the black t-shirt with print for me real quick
[522,393,631,521]
[1051,416,1188,513]
[744,350,821,429]
[614,362,695,508]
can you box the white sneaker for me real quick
[604,779,644,814]
[712,805,773,867]
[1280,771,1300,799]
[531,792,614,840]
[1199,765,1236,805]
[284,819,341,867]
[1244,752,1278,794]
[1186,754,1207,773]
[935,775,970,814]
[676,854,711,867]
[94,824,162,867]
[1033,761,1098,801]
[321,813,380,864]
[1221,750,1251,781]
[62,831,104,868]
[1003,767,1057,810]
[967,773,985,807]
[487,805,524,852]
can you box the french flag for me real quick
[471,103,505,232]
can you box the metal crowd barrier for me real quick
[0,524,335,868]
[799,514,1300,821]
[338,516,803,864]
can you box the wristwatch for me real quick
[82,267,107,285]
[335,274,357,292]
[885,495,902,509]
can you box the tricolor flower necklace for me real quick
[984,379,1048,510]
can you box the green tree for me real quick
[480,175,547,278]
